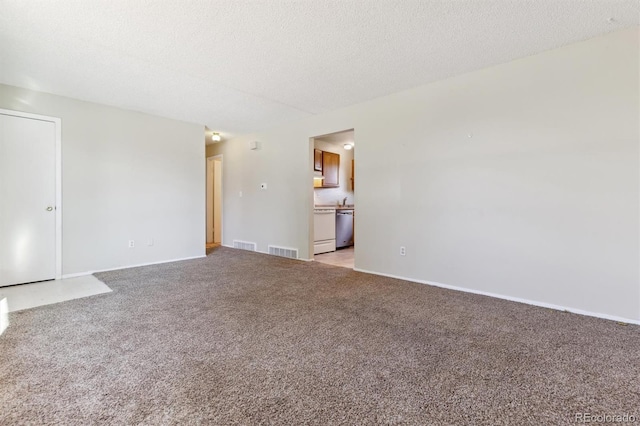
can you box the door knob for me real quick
[46,206,53,211]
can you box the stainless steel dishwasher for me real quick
[335,209,354,248]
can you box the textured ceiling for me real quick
[1,1,637,139]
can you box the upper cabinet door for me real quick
[351,159,354,191]
[322,151,340,187]
[314,149,323,171]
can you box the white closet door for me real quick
[0,113,56,287]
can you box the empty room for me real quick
[1,1,639,424]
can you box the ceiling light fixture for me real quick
[343,143,354,150]
[212,132,221,142]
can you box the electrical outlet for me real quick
[400,246,406,256]
[128,240,135,248]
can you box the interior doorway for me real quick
[0,109,62,287]
[310,129,355,269]
[206,155,223,249]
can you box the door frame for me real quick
[308,128,356,263]
[206,154,223,245]
[0,108,62,280]
[206,157,214,243]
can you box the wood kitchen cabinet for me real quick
[314,149,323,171]
[322,151,339,187]
[351,159,354,190]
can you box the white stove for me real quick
[313,208,336,254]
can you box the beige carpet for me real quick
[1,246,638,424]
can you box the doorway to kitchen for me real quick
[310,130,355,269]
[206,155,222,252]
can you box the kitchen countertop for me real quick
[315,204,355,210]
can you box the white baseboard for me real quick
[61,255,207,279]
[353,267,640,326]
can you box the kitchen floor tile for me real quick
[314,246,354,269]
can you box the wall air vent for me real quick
[233,240,257,251]
[268,245,299,260]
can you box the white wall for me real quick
[210,28,639,322]
[313,139,354,206]
[0,84,205,275]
